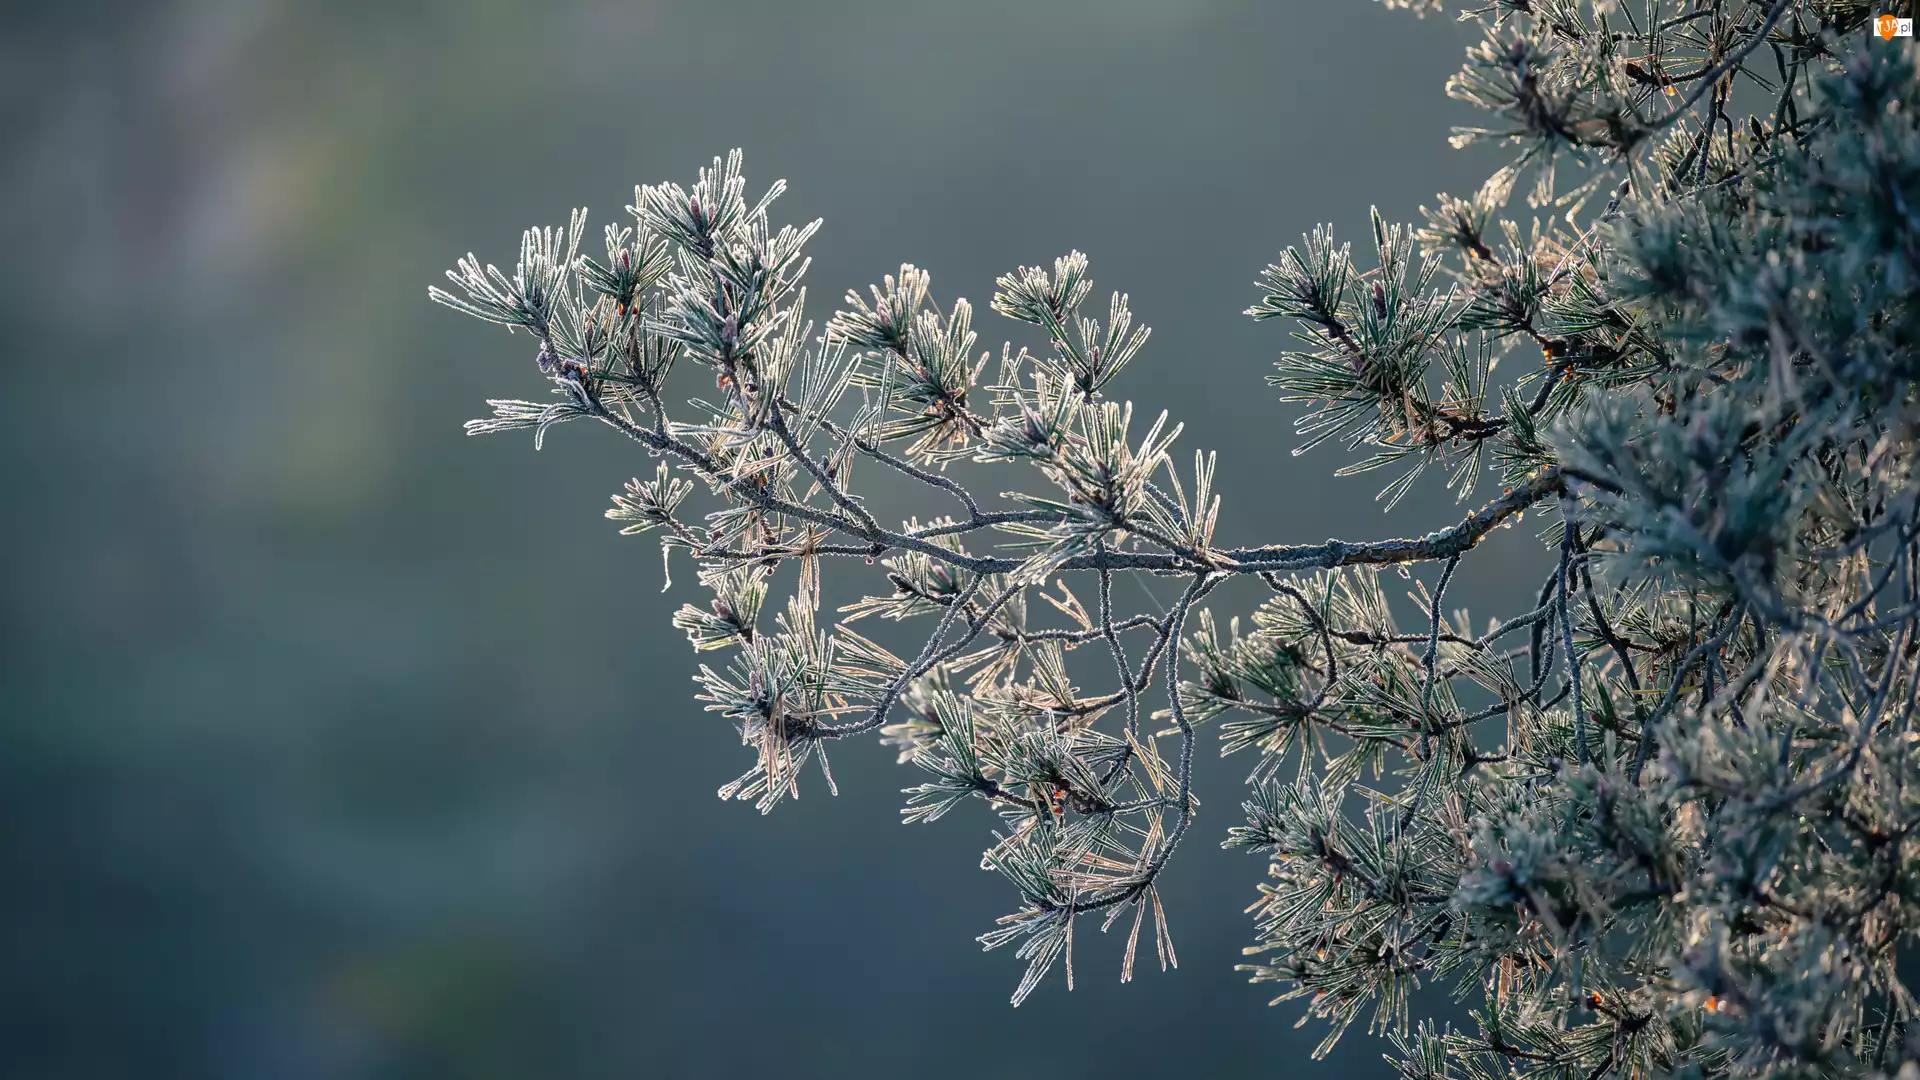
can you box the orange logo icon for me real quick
[1878,14,1915,38]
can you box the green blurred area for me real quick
[0,2,1551,1077]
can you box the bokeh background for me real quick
[0,2,1558,1077]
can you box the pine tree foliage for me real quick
[437,4,1920,1076]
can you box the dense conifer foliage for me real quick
[439,4,1919,1075]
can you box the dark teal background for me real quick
[1,2,1555,1077]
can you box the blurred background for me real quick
[0,2,1556,1077]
